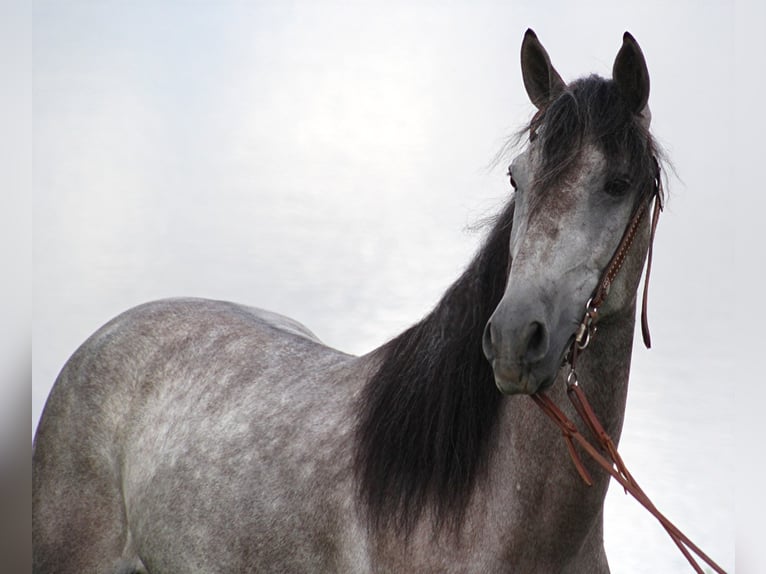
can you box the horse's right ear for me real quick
[521,29,566,109]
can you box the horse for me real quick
[33,29,664,573]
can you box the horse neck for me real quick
[573,305,637,439]
[475,304,636,568]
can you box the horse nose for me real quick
[482,317,550,366]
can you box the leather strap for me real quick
[530,393,593,486]
[640,195,662,348]
[532,389,727,573]
[574,161,663,352]
[590,196,651,313]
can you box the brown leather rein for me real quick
[530,163,727,574]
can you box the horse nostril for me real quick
[523,321,549,363]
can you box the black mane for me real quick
[354,75,662,536]
[354,200,513,534]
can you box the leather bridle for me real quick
[531,161,727,574]
[573,157,663,355]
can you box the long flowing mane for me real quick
[354,74,662,536]
[354,200,514,534]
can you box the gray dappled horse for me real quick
[33,30,664,573]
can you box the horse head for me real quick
[483,30,659,395]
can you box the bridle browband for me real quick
[532,161,728,574]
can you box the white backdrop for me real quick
[29,1,764,571]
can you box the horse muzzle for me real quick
[482,300,568,395]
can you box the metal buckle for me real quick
[575,322,591,350]
[575,299,598,350]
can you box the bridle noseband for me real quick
[532,161,727,574]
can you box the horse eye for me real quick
[507,168,517,190]
[604,177,631,197]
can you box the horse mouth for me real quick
[491,360,555,395]
[490,337,572,395]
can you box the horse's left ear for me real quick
[612,32,650,116]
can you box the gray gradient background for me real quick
[28,1,764,571]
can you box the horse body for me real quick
[34,296,625,573]
[34,299,364,572]
[34,30,661,573]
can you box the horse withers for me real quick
[33,30,662,573]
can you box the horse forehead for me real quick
[569,146,606,191]
[529,145,606,218]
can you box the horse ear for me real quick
[521,29,566,109]
[612,32,650,116]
